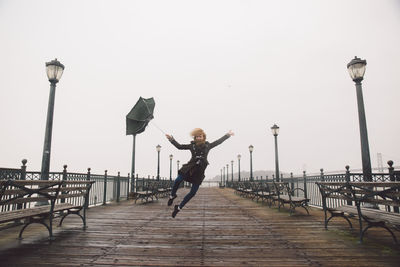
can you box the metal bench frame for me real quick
[316,181,400,244]
[0,179,94,240]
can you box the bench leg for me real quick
[300,204,310,215]
[361,223,398,245]
[59,209,86,229]
[326,211,353,229]
[19,218,53,240]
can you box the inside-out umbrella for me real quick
[126,97,155,135]
[126,97,155,191]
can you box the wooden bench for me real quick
[255,182,278,206]
[233,181,246,196]
[316,181,400,244]
[156,180,172,198]
[0,179,94,240]
[235,181,256,199]
[130,180,171,203]
[272,182,310,215]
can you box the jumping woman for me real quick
[166,128,234,218]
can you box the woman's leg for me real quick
[171,174,184,197]
[178,183,200,209]
[169,175,184,206]
[172,183,200,218]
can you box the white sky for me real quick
[1,0,399,180]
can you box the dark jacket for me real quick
[169,134,230,185]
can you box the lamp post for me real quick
[40,58,65,180]
[156,144,161,180]
[237,154,241,181]
[226,164,229,185]
[347,56,372,181]
[271,124,280,182]
[249,145,254,181]
[223,166,226,186]
[169,154,173,181]
[231,160,234,182]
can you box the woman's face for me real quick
[194,134,205,142]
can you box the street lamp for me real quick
[271,124,280,182]
[40,58,65,180]
[226,164,229,185]
[169,154,173,181]
[237,154,241,181]
[347,56,372,181]
[249,145,254,181]
[156,144,161,180]
[223,166,226,186]
[231,160,234,182]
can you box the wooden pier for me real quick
[0,187,399,266]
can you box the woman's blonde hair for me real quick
[190,128,206,144]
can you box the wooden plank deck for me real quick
[0,187,399,266]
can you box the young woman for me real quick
[166,128,234,218]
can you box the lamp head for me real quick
[347,56,367,83]
[271,124,279,136]
[46,58,64,83]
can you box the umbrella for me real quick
[126,97,155,135]
[126,97,155,193]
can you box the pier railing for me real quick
[0,160,172,211]
[226,161,399,211]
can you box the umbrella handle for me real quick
[151,121,167,135]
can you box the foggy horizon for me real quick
[1,0,399,180]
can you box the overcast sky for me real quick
[1,0,399,180]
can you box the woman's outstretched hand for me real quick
[227,130,234,136]
[166,134,173,140]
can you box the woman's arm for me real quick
[166,134,191,150]
[209,130,234,149]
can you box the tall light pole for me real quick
[271,124,280,182]
[40,58,65,180]
[249,145,254,181]
[231,160,234,182]
[237,154,241,181]
[347,56,372,181]
[226,164,229,185]
[169,154,173,181]
[223,166,226,186]
[220,169,223,186]
[156,144,161,180]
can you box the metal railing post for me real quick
[103,170,108,205]
[303,171,308,201]
[345,165,352,206]
[290,172,294,195]
[60,165,68,204]
[20,159,27,181]
[17,159,27,209]
[136,174,139,192]
[86,168,91,208]
[127,173,130,200]
[388,161,399,213]
[117,172,121,202]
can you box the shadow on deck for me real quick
[0,187,399,266]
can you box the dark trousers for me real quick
[171,174,200,208]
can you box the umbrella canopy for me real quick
[126,97,155,135]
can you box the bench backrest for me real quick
[316,182,400,209]
[0,180,94,211]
